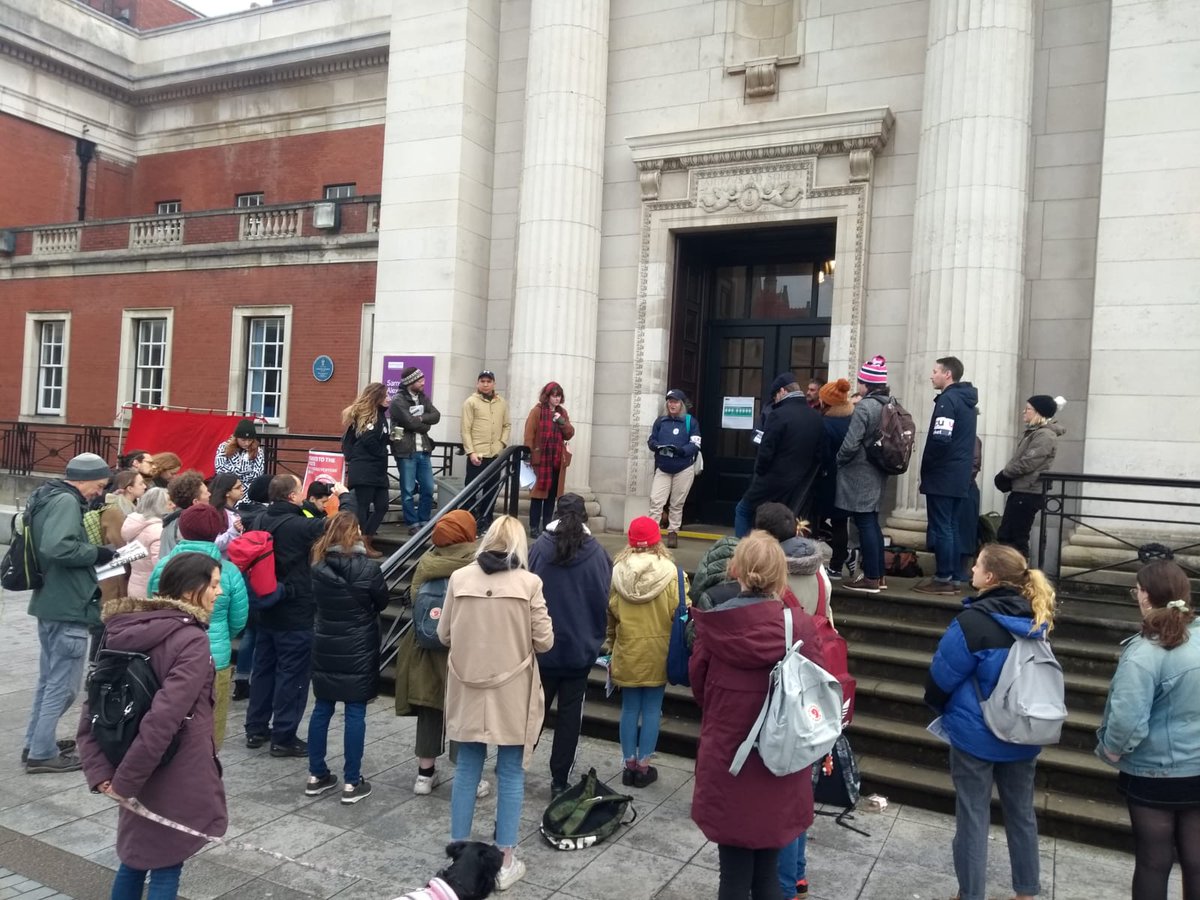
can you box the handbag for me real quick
[666,567,690,686]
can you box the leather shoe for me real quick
[245,733,269,749]
[270,739,308,758]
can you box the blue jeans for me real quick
[927,494,964,581]
[734,498,754,538]
[307,699,366,784]
[778,832,808,896]
[245,627,313,744]
[948,746,1040,900]
[851,511,884,580]
[400,453,435,525]
[25,620,88,760]
[111,862,183,900]
[234,625,256,683]
[450,743,525,848]
[619,685,666,762]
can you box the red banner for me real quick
[124,408,247,478]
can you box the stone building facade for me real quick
[1,0,1196,536]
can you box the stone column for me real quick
[887,0,1036,542]
[507,0,610,490]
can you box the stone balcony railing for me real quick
[5,198,380,261]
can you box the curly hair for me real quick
[342,382,388,435]
[167,470,207,510]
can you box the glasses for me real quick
[1129,586,1140,600]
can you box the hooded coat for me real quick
[121,512,164,598]
[26,481,102,627]
[606,552,686,687]
[924,587,1045,763]
[438,554,554,767]
[689,594,822,848]
[781,536,832,624]
[689,536,738,604]
[311,544,390,702]
[1002,421,1066,494]
[920,381,980,498]
[77,596,227,871]
[528,524,613,672]
[147,540,249,671]
[393,541,478,715]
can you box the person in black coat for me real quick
[341,382,392,558]
[734,378,825,537]
[245,474,354,755]
[916,357,979,594]
[305,512,390,805]
[528,494,613,795]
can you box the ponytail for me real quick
[979,544,1057,635]
[1020,568,1057,636]
[1137,560,1194,649]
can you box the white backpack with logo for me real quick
[730,608,844,777]
[975,630,1067,746]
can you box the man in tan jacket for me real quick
[460,370,511,529]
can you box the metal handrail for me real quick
[377,444,530,671]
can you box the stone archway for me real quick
[623,108,895,514]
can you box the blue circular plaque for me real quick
[312,355,335,382]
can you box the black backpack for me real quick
[864,395,916,475]
[1,510,43,592]
[86,647,182,768]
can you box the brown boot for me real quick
[362,535,383,559]
[666,531,678,549]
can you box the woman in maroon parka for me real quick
[689,531,825,900]
[78,552,228,900]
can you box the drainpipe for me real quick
[75,138,96,221]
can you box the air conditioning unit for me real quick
[312,201,339,230]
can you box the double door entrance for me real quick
[667,225,836,524]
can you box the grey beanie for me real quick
[65,453,112,481]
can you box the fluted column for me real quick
[508,0,610,490]
[888,0,1035,539]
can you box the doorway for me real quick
[668,224,836,524]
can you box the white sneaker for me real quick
[476,778,491,798]
[495,857,526,891]
[413,771,443,795]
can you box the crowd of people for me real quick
[12,355,1196,900]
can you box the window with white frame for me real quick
[236,192,264,208]
[133,318,168,406]
[245,316,285,421]
[36,320,66,415]
[156,200,181,215]
[323,183,356,200]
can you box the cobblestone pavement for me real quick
[0,589,1138,899]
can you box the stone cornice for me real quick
[0,34,388,107]
[627,107,895,173]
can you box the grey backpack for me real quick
[730,608,844,777]
[974,629,1067,746]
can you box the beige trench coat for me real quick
[437,562,554,767]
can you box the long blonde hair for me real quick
[476,515,529,570]
[979,544,1057,634]
[342,382,387,435]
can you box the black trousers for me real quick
[997,492,1042,560]
[465,456,498,529]
[245,627,313,745]
[353,484,389,536]
[528,469,561,533]
[717,845,784,900]
[541,669,589,786]
[827,515,849,570]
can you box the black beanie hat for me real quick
[1028,395,1061,419]
[247,474,273,504]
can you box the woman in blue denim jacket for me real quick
[1096,559,1200,899]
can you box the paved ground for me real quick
[0,587,1140,900]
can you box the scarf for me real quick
[533,397,564,490]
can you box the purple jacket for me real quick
[77,597,228,870]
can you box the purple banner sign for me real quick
[382,355,435,401]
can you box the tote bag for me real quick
[665,567,690,686]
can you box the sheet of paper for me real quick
[95,540,148,581]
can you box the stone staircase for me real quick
[369,527,1135,852]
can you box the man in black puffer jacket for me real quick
[245,474,355,757]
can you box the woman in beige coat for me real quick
[438,515,553,892]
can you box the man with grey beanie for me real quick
[22,453,118,773]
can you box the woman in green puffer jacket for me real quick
[146,504,249,750]
[394,510,489,798]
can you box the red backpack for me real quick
[225,530,278,597]
[812,577,856,726]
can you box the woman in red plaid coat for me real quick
[523,382,575,537]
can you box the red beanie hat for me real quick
[178,503,227,543]
[628,516,662,549]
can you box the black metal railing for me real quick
[1037,471,1200,599]
[0,420,121,476]
[378,444,530,671]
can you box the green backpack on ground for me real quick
[540,768,637,851]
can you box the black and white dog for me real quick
[391,841,505,900]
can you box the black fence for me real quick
[0,421,122,477]
[1037,471,1200,600]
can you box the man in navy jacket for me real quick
[916,356,979,593]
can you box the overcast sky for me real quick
[184,0,261,16]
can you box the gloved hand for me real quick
[648,440,660,452]
[94,546,119,566]
[993,472,1013,493]
[657,446,677,458]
